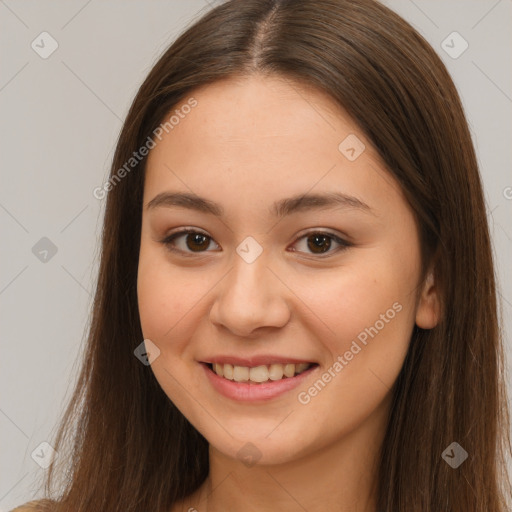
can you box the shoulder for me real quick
[9,499,56,512]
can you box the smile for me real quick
[208,362,314,384]
[201,362,320,402]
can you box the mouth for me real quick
[200,361,320,402]
[204,361,318,384]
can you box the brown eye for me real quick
[306,233,333,254]
[184,232,210,251]
[162,229,220,254]
[291,231,351,257]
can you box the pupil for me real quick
[308,234,330,253]
[187,233,209,251]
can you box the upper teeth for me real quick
[212,362,312,383]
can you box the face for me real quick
[137,74,438,465]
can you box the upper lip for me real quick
[202,355,317,367]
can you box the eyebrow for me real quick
[146,191,374,218]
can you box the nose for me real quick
[208,251,291,338]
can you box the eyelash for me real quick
[160,228,352,258]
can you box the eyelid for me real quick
[160,227,352,258]
[161,227,219,257]
[289,229,351,258]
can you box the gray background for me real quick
[1,0,511,509]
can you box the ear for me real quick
[415,270,441,329]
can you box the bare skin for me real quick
[137,73,440,512]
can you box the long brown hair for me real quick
[31,0,511,510]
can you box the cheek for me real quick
[137,247,200,350]
[292,260,415,435]
[297,256,416,350]
[291,245,420,414]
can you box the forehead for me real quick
[165,73,356,150]
[143,74,405,221]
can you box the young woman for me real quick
[11,0,511,510]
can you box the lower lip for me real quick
[201,362,319,402]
